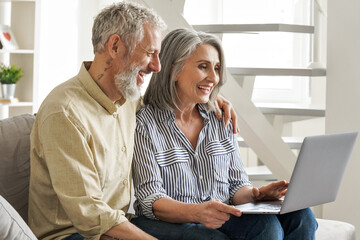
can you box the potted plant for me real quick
[0,63,23,99]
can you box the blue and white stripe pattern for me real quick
[132,104,252,219]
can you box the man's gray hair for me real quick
[144,28,226,111]
[92,1,167,55]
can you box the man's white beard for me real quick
[115,64,141,101]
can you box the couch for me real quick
[0,114,356,240]
[0,114,36,240]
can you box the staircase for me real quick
[138,0,326,182]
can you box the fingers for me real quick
[203,220,226,229]
[233,120,239,134]
[220,99,238,132]
[214,95,239,133]
[257,180,289,200]
[230,107,239,134]
[222,100,231,128]
[213,99,223,120]
[271,180,289,187]
[196,202,226,229]
[263,180,288,191]
[210,201,242,217]
[200,201,242,229]
[273,181,289,193]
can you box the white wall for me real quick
[325,1,360,239]
[36,1,135,111]
[36,0,99,110]
[0,2,11,65]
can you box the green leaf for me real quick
[0,63,23,84]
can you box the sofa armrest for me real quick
[316,218,356,240]
[0,113,35,222]
[0,195,37,240]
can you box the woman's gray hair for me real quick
[144,28,226,111]
[92,1,166,55]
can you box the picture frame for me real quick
[0,25,19,50]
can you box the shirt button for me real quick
[113,113,118,118]
[199,175,203,180]
[123,179,128,185]
[121,146,126,152]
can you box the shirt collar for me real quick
[157,107,175,123]
[198,103,210,120]
[78,61,122,114]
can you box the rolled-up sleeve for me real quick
[132,122,170,219]
[227,122,252,204]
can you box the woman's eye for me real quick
[199,64,207,69]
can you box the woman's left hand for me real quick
[252,180,289,201]
[214,95,239,133]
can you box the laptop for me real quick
[235,131,358,214]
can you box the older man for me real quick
[29,2,164,240]
[28,2,236,240]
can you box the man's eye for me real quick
[145,50,155,57]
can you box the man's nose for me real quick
[149,55,161,73]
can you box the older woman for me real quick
[131,28,317,240]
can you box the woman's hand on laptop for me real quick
[232,181,288,205]
[252,180,289,201]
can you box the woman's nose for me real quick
[208,68,219,83]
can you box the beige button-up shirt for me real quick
[29,62,138,240]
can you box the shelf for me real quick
[0,0,37,119]
[192,23,314,34]
[228,67,326,77]
[0,101,33,106]
[245,165,276,181]
[0,101,33,119]
[0,0,35,2]
[0,49,34,54]
[255,103,325,117]
[238,136,304,149]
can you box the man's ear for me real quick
[107,34,126,58]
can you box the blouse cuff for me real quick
[140,193,170,220]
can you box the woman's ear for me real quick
[107,34,126,58]
[171,65,178,82]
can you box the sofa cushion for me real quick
[0,114,35,223]
[0,195,37,240]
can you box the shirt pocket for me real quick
[154,148,194,198]
[206,137,236,184]
[155,148,190,167]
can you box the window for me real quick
[184,0,312,104]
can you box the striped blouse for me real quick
[132,104,251,219]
